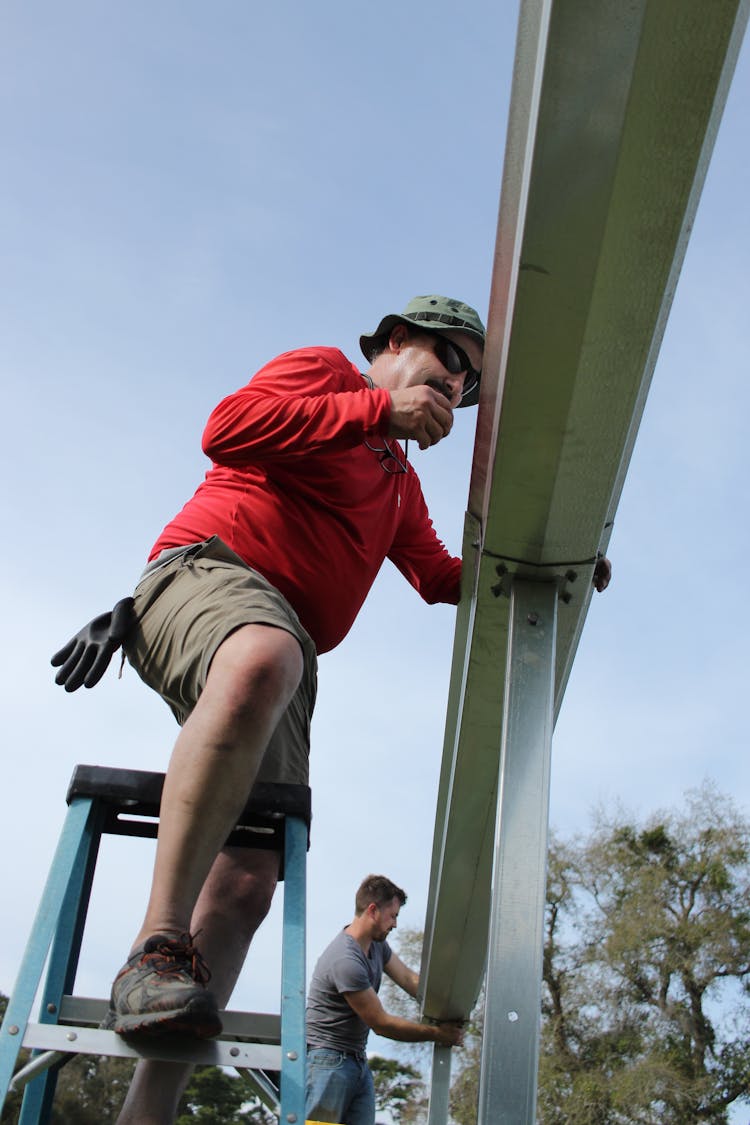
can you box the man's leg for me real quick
[114,846,280,1125]
[344,1061,376,1125]
[137,623,301,941]
[104,623,302,1033]
[305,1050,364,1125]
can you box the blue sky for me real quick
[2,1,749,1112]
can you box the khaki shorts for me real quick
[123,536,318,786]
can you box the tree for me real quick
[384,784,750,1125]
[369,1055,426,1123]
[176,1065,274,1124]
[50,1056,135,1124]
[538,782,750,1123]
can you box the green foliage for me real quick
[385,784,750,1125]
[537,782,750,1123]
[49,1056,135,1124]
[369,1055,426,1123]
[176,1065,273,1124]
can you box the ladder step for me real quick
[21,1022,281,1070]
[56,996,281,1042]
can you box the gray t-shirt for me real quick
[306,929,392,1055]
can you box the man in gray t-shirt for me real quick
[305,875,463,1125]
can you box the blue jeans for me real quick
[305,1047,375,1125]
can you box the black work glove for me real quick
[51,597,136,692]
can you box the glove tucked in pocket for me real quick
[51,597,136,692]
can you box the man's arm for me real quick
[383,952,419,999]
[388,477,462,607]
[203,349,391,466]
[343,987,463,1047]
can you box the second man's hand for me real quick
[431,1019,465,1048]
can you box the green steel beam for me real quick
[421,0,749,1023]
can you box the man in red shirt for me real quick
[53,295,486,1123]
[53,293,610,1123]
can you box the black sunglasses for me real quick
[429,335,480,397]
[364,437,408,475]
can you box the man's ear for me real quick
[388,324,409,353]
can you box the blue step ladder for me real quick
[0,764,310,1124]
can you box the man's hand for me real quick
[593,556,612,593]
[432,1020,465,1048]
[51,597,135,691]
[388,386,454,450]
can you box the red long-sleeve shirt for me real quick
[149,347,461,653]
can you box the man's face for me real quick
[389,325,484,409]
[371,896,402,941]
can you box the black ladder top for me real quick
[66,764,311,855]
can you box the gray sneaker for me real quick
[100,932,222,1037]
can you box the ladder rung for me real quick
[21,1023,281,1070]
[56,996,281,1042]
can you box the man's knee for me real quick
[198,626,304,737]
[210,625,303,705]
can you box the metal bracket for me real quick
[490,562,579,604]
